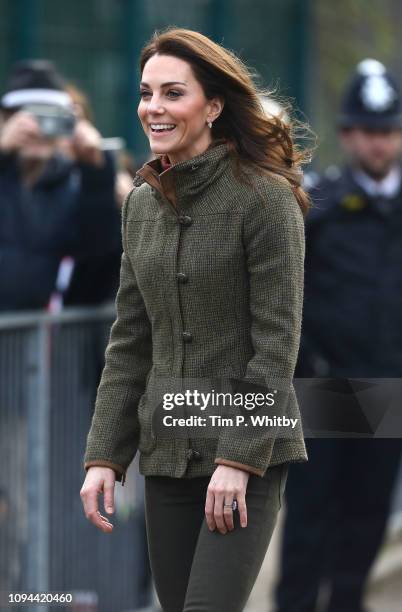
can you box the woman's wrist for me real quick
[214,457,264,476]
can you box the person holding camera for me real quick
[0,60,120,311]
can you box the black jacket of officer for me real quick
[297,59,402,378]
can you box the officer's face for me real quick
[340,127,402,179]
[138,54,223,164]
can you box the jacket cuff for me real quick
[214,457,265,477]
[84,460,127,485]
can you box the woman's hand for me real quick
[80,466,116,533]
[205,465,249,534]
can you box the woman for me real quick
[81,27,311,612]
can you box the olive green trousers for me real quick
[144,462,289,612]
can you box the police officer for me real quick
[275,59,402,612]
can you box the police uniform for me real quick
[275,59,402,612]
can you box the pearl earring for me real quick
[207,121,213,129]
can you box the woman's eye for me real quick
[167,90,182,98]
[139,90,181,99]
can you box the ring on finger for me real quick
[223,499,238,511]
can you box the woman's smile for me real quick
[149,122,177,135]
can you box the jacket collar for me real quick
[134,138,231,208]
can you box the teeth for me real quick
[150,123,176,131]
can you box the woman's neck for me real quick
[160,154,171,171]
[159,138,224,169]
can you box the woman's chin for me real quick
[148,133,181,155]
[149,142,171,155]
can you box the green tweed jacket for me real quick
[84,140,308,485]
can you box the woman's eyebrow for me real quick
[140,81,187,87]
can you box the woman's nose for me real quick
[147,95,164,114]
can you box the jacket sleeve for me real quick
[83,189,153,484]
[214,177,305,476]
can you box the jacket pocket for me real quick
[138,393,157,455]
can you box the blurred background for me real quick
[0,0,401,167]
[1,1,402,611]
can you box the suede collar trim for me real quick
[134,139,231,208]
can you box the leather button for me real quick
[177,272,189,284]
[178,215,192,226]
[192,450,202,461]
[182,331,192,343]
[187,448,202,461]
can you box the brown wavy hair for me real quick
[139,27,315,216]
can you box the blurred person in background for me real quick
[57,82,131,308]
[63,81,137,209]
[275,59,402,612]
[0,59,119,312]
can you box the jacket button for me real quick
[187,448,202,460]
[177,272,189,284]
[182,331,193,343]
[178,215,192,226]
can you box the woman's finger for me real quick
[237,493,248,528]
[213,489,227,534]
[88,508,113,533]
[205,487,216,531]
[223,497,235,531]
[81,487,113,533]
[103,482,115,514]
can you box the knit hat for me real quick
[1,59,72,110]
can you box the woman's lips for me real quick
[150,129,176,137]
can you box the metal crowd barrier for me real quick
[0,305,151,612]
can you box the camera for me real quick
[22,103,76,138]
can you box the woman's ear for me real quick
[208,97,225,123]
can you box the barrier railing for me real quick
[0,305,151,612]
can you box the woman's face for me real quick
[138,53,223,164]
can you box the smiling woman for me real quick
[81,26,312,612]
[138,54,224,164]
